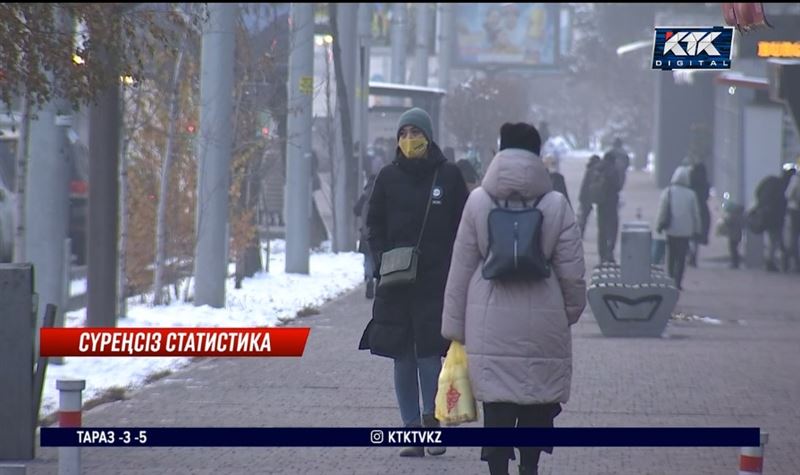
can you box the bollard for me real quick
[739,431,768,474]
[0,465,26,475]
[57,380,85,475]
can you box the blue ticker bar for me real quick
[41,427,760,448]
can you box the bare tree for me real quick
[117,78,149,317]
[153,40,187,306]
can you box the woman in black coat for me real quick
[688,161,711,266]
[359,107,469,456]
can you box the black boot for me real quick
[422,413,446,455]
[365,278,374,299]
[518,465,538,475]
[398,420,424,457]
[487,457,510,475]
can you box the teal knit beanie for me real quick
[396,107,434,141]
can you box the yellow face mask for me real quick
[398,136,429,159]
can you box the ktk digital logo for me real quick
[652,27,734,71]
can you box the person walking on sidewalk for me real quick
[577,154,601,237]
[442,122,587,475]
[719,194,745,269]
[544,154,571,207]
[354,149,391,299]
[656,166,701,290]
[354,174,379,299]
[688,160,711,267]
[754,167,795,272]
[591,152,622,262]
[607,137,631,191]
[786,160,800,272]
[358,107,469,457]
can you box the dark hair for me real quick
[498,122,541,155]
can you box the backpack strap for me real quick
[533,191,549,208]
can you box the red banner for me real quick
[40,328,310,357]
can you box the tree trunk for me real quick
[244,159,263,276]
[153,46,186,305]
[324,39,336,246]
[329,4,355,246]
[13,96,30,262]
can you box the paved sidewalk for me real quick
[25,155,800,474]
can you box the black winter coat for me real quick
[549,172,571,208]
[689,163,711,244]
[359,144,469,359]
[756,175,789,229]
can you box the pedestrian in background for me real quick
[719,194,745,269]
[785,160,800,272]
[577,154,601,238]
[456,158,480,193]
[354,174,378,299]
[656,166,701,290]
[754,167,795,272]
[543,154,571,207]
[592,152,621,262]
[688,160,711,267]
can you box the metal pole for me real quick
[413,4,431,86]
[86,28,120,328]
[333,4,358,253]
[285,3,314,274]
[194,3,236,307]
[56,380,84,475]
[358,3,372,193]
[437,3,453,138]
[391,3,408,84]
[437,3,452,91]
[33,304,57,427]
[25,7,71,349]
[54,238,70,365]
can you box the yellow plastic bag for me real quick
[434,341,478,426]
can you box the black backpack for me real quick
[482,192,551,281]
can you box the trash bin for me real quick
[621,222,651,285]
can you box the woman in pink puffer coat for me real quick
[442,122,586,475]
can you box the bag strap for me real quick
[490,191,547,209]
[533,191,549,209]
[414,166,440,252]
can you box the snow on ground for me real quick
[41,241,364,417]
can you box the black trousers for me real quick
[765,224,786,270]
[578,202,593,237]
[667,236,690,289]
[481,402,562,472]
[596,201,619,262]
[728,235,742,269]
[789,210,800,271]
